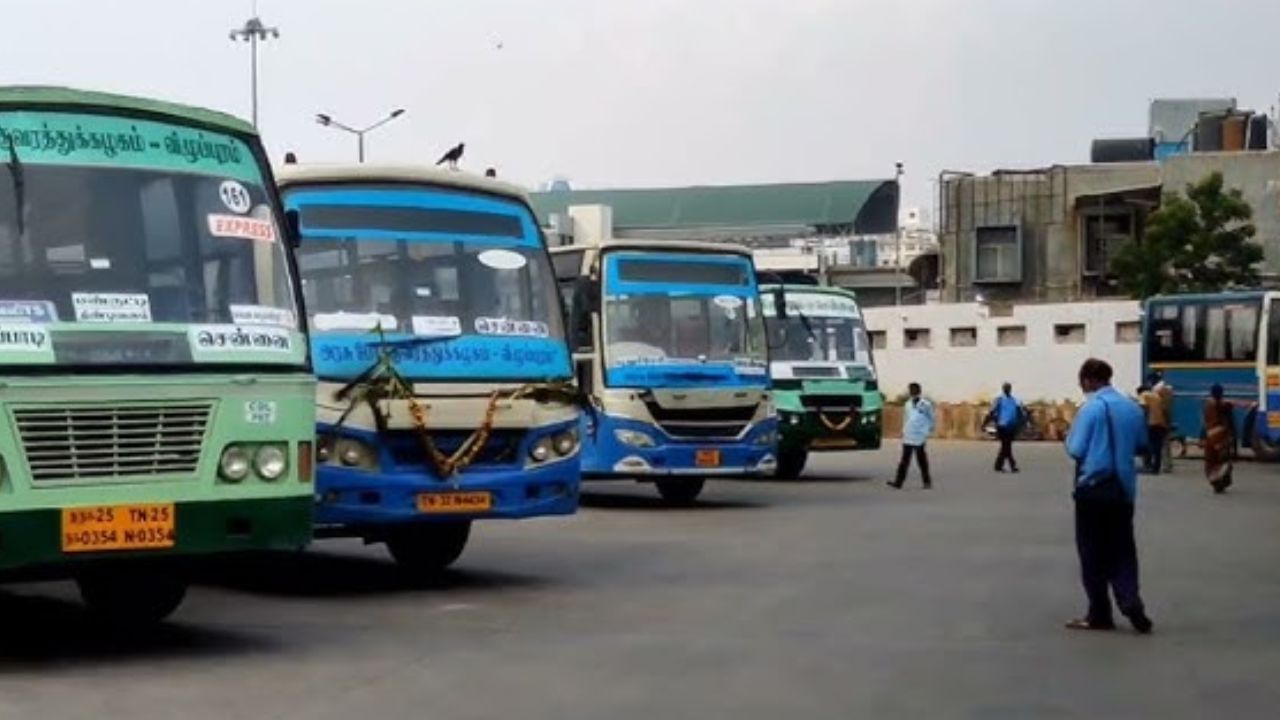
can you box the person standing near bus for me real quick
[1202,384,1236,494]
[1150,372,1175,472]
[1138,378,1171,474]
[987,382,1025,473]
[1064,359,1154,634]
[890,382,935,489]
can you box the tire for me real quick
[655,478,705,506]
[775,449,808,479]
[77,572,188,626]
[1247,410,1280,461]
[387,522,472,574]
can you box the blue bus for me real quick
[551,241,778,504]
[1142,290,1280,461]
[279,165,580,572]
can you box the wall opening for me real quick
[1054,323,1087,345]
[903,328,931,349]
[949,327,978,347]
[996,325,1027,347]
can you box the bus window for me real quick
[1227,304,1258,361]
[1270,299,1280,366]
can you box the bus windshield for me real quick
[602,252,767,385]
[0,109,301,369]
[288,183,570,382]
[763,291,872,366]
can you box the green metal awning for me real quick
[531,179,899,236]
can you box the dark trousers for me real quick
[1074,499,1145,624]
[1145,426,1168,473]
[995,427,1018,470]
[894,444,931,486]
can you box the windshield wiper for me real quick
[1,130,24,237]
[364,335,459,349]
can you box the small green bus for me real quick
[762,284,882,477]
[0,87,313,622]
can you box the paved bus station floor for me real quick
[1,442,1278,719]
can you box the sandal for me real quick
[1065,618,1115,631]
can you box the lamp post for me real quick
[894,162,905,306]
[229,16,280,128]
[315,109,407,162]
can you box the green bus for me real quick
[762,284,882,477]
[0,87,313,622]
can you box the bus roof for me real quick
[275,164,533,203]
[760,283,858,299]
[1146,290,1275,304]
[549,238,754,259]
[0,85,255,136]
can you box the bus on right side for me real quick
[1142,290,1280,461]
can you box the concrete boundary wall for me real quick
[863,301,1142,404]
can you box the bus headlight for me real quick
[218,446,252,482]
[553,429,579,456]
[754,430,778,446]
[336,439,375,469]
[254,444,288,481]
[614,428,656,448]
[317,435,333,462]
[530,437,553,462]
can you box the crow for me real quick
[436,142,465,169]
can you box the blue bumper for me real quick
[314,422,580,530]
[580,414,778,478]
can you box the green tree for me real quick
[1111,171,1263,299]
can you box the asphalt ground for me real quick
[0,441,1276,719]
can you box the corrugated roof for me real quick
[0,86,256,136]
[530,180,897,234]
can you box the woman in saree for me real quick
[1202,384,1235,493]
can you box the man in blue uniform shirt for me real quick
[988,382,1025,473]
[890,382,935,489]
[1064,358,1154,634]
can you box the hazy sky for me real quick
[3,0,1279,209]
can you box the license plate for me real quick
[417,491,492,513]
[61,503,176,554]
[695,449,721,468]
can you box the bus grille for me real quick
[384,430,524,474]
[13,402,212,484]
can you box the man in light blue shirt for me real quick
[988,382,1025,473]
[1064,359,1153,634]
[890,382,934,489]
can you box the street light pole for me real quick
[894,162,905,306]
[315,109,407,163]
[229,15,280,127]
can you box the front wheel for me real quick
[655,478,705,506]
[386,522,472,574]
[77,572,188,626]
[1248,410,1280,461]
[776,449,808,478]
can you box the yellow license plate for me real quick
[1268,411,1280,429]
[417,491,493,513]
[695,449,721,468]
[61,503,176,554]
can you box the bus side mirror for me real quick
[773,287,788,319]
[285,209,301,248]
[570,277,599,352]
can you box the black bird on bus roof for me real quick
[436,142,465,169]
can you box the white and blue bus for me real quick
[1142,290,1280,461]
[279,165,580,572]
[552,240,777,504]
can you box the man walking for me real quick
[889,382,935,489]
[988,382,1025,473]
[1139,373,1171,474]
[1064,359,1154,634]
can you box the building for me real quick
[530,179,919,306]
[938,151,1280,303]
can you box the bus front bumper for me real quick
[583,416,778,478]
[0,495,312,579]
[313,461,580,531]
[778,410,882,453]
